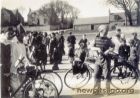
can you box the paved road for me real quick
[1,31,140,98]
[43,56,140,98]
[1,56,140,98]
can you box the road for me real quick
[1,32,140,98]
[43,55,140,98]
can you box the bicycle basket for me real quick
[72,60,88,75]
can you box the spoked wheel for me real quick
[39,72,63,95]
[64,68,91,89]
[23,79,59,98]
[110,64,138,89]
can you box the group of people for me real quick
[1,23,140,97]
[92,25,140,92]
[23,30,65,70]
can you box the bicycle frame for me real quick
[10,76,31,97]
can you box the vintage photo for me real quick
[0,0,140,98]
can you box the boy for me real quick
[118,39,130,62]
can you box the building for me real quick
[73,16,109,31]
[27,9,60,30]
[27,9,49,26]
[109,12,137,29]
[73,11,137,32]
[1,8,24,27]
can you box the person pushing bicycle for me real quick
[92,25,115,93]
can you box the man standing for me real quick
[58,32,65,64]
[49,33,58,64]
[0,26,28,98]
[67,32,76,63]
[93,25,114,93]
[129,32,140,74]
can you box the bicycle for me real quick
[28,46,63,95]
[64,49,138,89]
[64,60,94,89]
[64,48,98,89]
[110,52,139,89]
[9,57,59,98]
[38,68,63,96]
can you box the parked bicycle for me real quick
[110,52,138,89]
[9,57,62,98]
[64,50,138,89]
[64,60,94,89]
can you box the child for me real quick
[118,39,130,62]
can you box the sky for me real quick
[1,0,123,21]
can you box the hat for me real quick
[98,25,109,33]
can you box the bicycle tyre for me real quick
[39,71,63,95]
[110,65,138,89]
[64,68,90,89]
[22,78,59,98]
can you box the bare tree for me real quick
[39,1,59,25]
[107,0,136,26]
[39,0,79,28]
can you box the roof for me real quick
[74,16,109,25]
[110,12,137,22]
[110,12,125,22]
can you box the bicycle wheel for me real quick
[64,68,90,89]
[40,72,63,95]
[23,78,59,98]
[110,65,138,89]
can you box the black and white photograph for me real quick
[0,0,140,98]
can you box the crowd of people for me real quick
[23,30,65,70]
[1,23,140,97]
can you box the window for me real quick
[91,24,94,30]
[114,15,122,21]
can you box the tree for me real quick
[135,0,140,25]
[39,1,59,25]
[107,0,136,26]
[39,0,79,28]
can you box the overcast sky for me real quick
[1,0,123,21]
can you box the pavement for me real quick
[42,55,140,98]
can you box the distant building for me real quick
[27,9,49,26]
[1,8,24,27]
[27,9,60,30]
[73,11,138,31]
[109,11,137,29]
[73,16,109,31]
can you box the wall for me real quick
[24,25,60,31]
[74,23,108,32]
[24,25,51,31]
